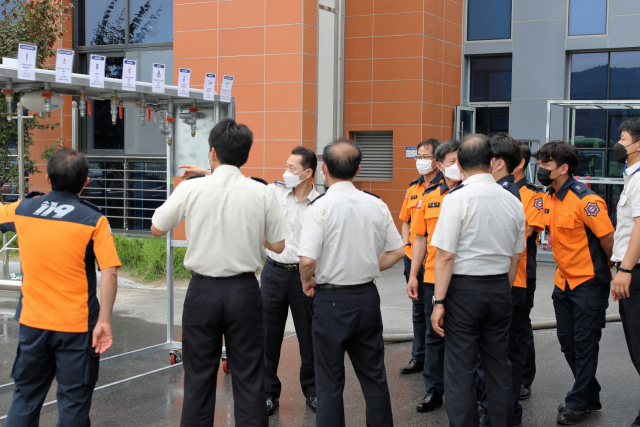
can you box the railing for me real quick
[82,156,167,234]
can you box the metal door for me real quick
[454,106,476,141]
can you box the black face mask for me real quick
[537,166,560,186]
[613,141,637,164]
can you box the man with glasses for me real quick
[398,138,442,375]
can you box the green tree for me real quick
[0,0,71,201]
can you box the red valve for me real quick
[147,107,151,121]
[87,100,92,116]
[40,92,52,98]
[189,107,198,113]
[165,116,175,123]
[1,89,13,95]
[119,104,123,120]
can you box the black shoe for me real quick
[519,384,531,400]
[632,413,640,427]
[558,402,602,413]
[478,406,491,427]
[266,393,279,416]
[306,395,317,413]
[557,407,588,425]
[399,358,424,374]
[416,391,443,412]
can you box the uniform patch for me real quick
[533,198,544,210]
[428,202,440,208]
[417,199,422,209]
[411,195,418,200]
[585,202,600,217]
[545,209,549,214]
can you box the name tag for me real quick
[411,195,418,200]
[428,202,440,208]
[545,209,549,214]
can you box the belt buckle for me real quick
[285,265,296,272]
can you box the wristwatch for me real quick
[618,265,634,274]
[432,295,445,306]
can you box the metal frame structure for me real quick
[0,62,235,418]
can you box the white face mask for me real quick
[283,170,309,188]
[444,164,462,181]
[416,159,434,176]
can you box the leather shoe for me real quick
[478,406,490,427]
[306,395,317,413]
[266,393,279,416]
[399,358,424,374]
[558,402,602,413]
[557,407,588,425]
[519,384,531,400]
[632,414,640,426]
[416,391,443,412]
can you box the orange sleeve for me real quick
[525,192,545,231]
[409,199,427,236]
[578,195,614,238]
[399,189,412,222]
[0,201,19,224]
[92,216,121,269]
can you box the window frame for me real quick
[567,0,609,38]
[465,0,514,43]
[468,55,513,103]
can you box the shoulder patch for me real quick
[447,183,464,195]
[526,182,543,192]
[274,180,286,187]
[568,181,592,199]
[308,193,325,206]
[533,197,544,210]
[584,202,600,217]
[186,174,205,181]
[363,191,381,199]
[80,199,103,213]
[25,191,45,199]
[251,177,268,186]
[422,182,439,196]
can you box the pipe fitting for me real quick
[110,91,118,125]
[78,92,87,118]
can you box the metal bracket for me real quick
[319,4,336,13]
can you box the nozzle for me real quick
[110,91,117,125]
[78,92,87,118]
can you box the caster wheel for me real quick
[170,350,182,365]
[170,354,176,365]
[543,245,547,250]
[222,359,231,374]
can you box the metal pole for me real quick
[16,103,24,200]
[166,104,174,345]
[2,234,8,280]
[571,108,576,146]
[71,100,77,150]
[545,100,552,144]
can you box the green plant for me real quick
[113,235,191,282]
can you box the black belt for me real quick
[266,257,299,272]
[452,273,507,279]
[192,272,255,281]
[315,281,374,291]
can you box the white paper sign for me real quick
[122,59,137,91]
[17,43,37,81]
[55,49,74,83]
[203,73,216,100]
[152,63,165,93]
[178,68,191,97]
[89,55,106,88]
[220,75,234,103]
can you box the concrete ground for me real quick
[0,262,637,426]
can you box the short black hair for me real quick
[516,140,531,167]
[535,141,580,175]
[323,138,362,180]
[490,133,522,174]
[434,139,460,163]
[47,148,89,194]
[458,134,493,172]
[620,117,640,143]
[208,117,253,167]
[291,146,317,178]
[417,138,440,153]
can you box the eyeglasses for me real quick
[415,156,435,161]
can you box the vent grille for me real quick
[353,131,393,181]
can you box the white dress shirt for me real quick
[152,165,291,277]
[297,181,404,285]
[265,182,320,264]
[612,161,640,263]
[431,173,526,276]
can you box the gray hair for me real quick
[434,139,460,163]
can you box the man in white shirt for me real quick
[430,134,526,427]
[298,139,405,427]
[151,118,291,427]
[610,117,640,427]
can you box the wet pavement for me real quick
[0,262,637,426]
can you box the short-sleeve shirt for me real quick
[543,177,614,290]
[265,182,320,264]
[152,165,291,277]
[516,178,545,279]
[410,180,450,284]
[399,172,443,259]
[612,162,640,263]
[0,191,121,333]
[298,181,404,285]
[431,173,526,276]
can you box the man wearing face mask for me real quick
[610,117,640,427]
[398,138,442,374]
[407,139,462,413]
[535,141,614,426]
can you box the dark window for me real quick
[470,56,512,102]
[129,0,173,44]
[609,51,640,100]
[569,0,607,36]
[467,0,512,41]
[570,52,608,100]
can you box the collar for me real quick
[496,175,515,186]
[49,190,80,199]
[626,161,640,177]
[463,173,496,186]
[439,179,450,195]
[515,177,528,189]
[430,170,444,186]
[327,181,356,192]
[212,164,242,177]
[286,184,320,202]
[549,176,576,201]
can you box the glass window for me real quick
[86,56,125,151]
[129,0,173,44]
[576,150,605,177]
[467,0,512,41]
[570,53,608,100]
[609,51,640,100]
[569,0,607,36]
[574,110,607,148]
[470,56,512,102]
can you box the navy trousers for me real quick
[261,259,315,398]
[403,255,426,362]
[519,278,537,385]
[552,278,609,412]
[5,324,99,427]
[422,282,445,396]
[619,265,640,422]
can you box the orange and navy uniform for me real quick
[516,179,545,281]
[0,191,121,333]
[409,179,450,284]
[496,175,528,288]
[544,177,614,289]
[399,172,443,260]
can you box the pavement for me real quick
[0,261,636,426]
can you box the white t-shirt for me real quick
[612,161,640,264]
